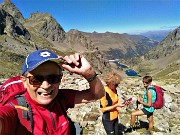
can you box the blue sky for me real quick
[1,0,180,34]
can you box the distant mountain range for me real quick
[0,0,179,81]
[82,32,159,59]
[140,29,176,41]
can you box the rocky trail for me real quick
[0,72,179,135]
[60,73,180,135]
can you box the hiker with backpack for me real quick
[125,76,157,135]
[0,49,105,135]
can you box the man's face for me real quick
[22,61,62,106]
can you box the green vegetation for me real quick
[0,60,21,79]
[154,65,179,78]
[153,63,180,84]
[0,46,73,79]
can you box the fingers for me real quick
[58,56,63,59]
[58,53,87,74]
[58,53,92,76]
[126,101,132,105]
[119,104,125,107]
[74,53,81,61]
[117,101,125,107]
[63,53,81,66]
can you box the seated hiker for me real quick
[0,49,105,135]
[125,76,156,135]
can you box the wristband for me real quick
[86,72,98,82]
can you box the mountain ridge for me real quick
[140,28,177,41]
[0,0,179,83]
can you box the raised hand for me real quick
[59,53,94,78]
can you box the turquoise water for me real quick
[125,69,140,76]
[113,61,140,76]
[113,61,128,68]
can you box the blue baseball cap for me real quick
[22,50,61,75]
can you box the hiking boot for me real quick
[124,126,134,133]
[135,121,140,128]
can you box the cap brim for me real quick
[50,58,68,64]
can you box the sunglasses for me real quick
[26,74,63,85]
[143,81,149,84]
[114,84,119,87]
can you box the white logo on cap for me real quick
[40,51,51,57]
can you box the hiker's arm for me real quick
[101,100,125,112]
[138,91,152,107]
[101,104,118,112]
[146,90,153,107]
[0,105,18,134]
[61,53,105,103]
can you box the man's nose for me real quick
[41,80,51,88]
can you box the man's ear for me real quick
[20,76,27,88]
[20,76,26,82]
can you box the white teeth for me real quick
[38,90,52,96]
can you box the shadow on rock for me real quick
[123,120,149,133]
[139,120,149,129]
[118,123,126,135]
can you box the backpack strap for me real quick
[9,95,34,133]
[147,85,156,93]
[146,86,156,100]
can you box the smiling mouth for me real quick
[38,90,53,96]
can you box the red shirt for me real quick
[0,89,76,135]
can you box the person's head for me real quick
[103,71,122,90]
[21,50,63,106]
[142,76,152,88]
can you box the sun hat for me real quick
[22,50,62,75]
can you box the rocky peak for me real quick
[0,0,24,21]
[145,27,180,59]
[25,12,65,42]
[0,8,30,40]
[64,29,95,51]
[0,0,109,78]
